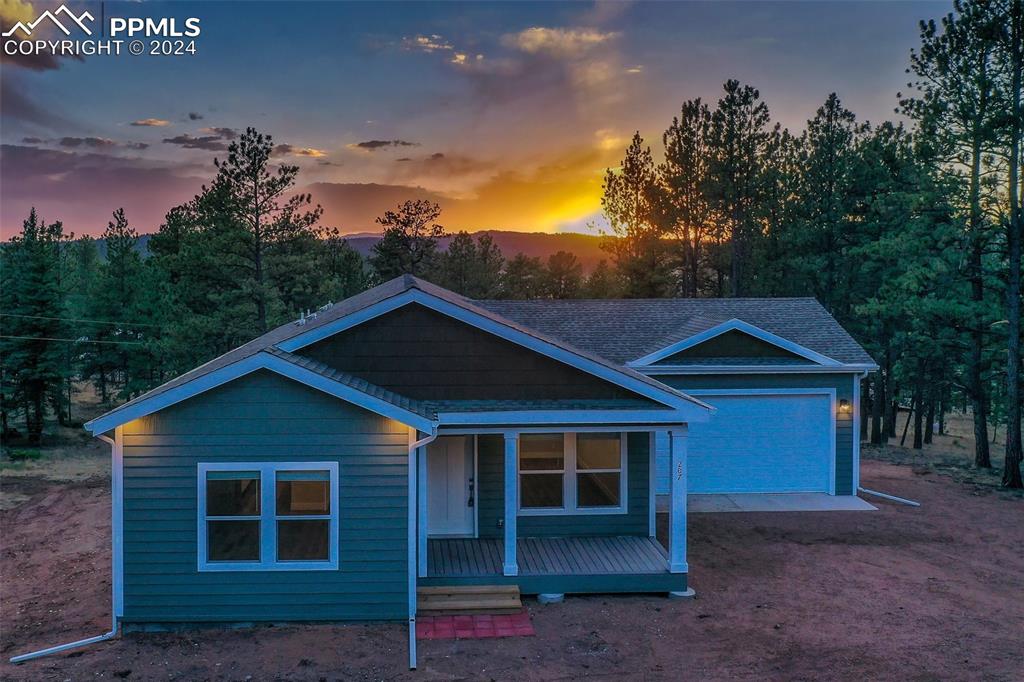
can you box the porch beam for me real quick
[503,432,518,576]
[668,426,688,573]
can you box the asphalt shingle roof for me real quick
[88,277,875,432]
[475,298,876,366]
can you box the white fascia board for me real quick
[640,363,878,375]
[276,289,419,352]
[436,408,712,426]
[85,351,435,435]
[628,318,843,368]
[279,288,712,417]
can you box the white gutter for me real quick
[407,427,438,670]
[639,364,879,375]
[10,430,123,664]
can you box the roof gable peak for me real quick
[628,318,842,368]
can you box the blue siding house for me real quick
[78,275,876,668]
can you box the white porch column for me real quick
[417,445,428,577]
[503,432,518,576]
[668,426,688,573]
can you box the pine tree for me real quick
[601,132,672,297]
[317,227,370,302]
[436,231,478,294]
[706,80,772,297]
[500,253,548,299]
[794,93,860,314]
[901,0,1007,468]
[83,209,148,401]
[661,99,713,297]
[0,209,68,443]
[997,0,1023,488]
[544,251,583,299]
[369,200,445,281]
[582,260,622,298]
[434,231,505,298]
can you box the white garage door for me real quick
[656,393,834,494]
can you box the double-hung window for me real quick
[198,462,339,571]
[518,433,626,515]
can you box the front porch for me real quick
[421,536,686,594]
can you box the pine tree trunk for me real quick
[938,390,947,435]
[1002,0,1023,489]
[899,405,913,447]
[870,371,884,445]
[912,376,924,450]
[860,380,870,440]
[924,394,935,445]
[970,382,991,467]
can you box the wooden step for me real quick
[417,584,522,615]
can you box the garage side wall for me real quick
[120,370,410,623]
[655,374,855,495]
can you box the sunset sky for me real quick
[1,0,946,238]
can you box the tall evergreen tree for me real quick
[544,251,583,299]
[901,0,1007,468]
[369,200,445,281]
[317,227,370,302]
[434,231,504,298]
[82,209,149,401]
[500,253,548,299]
[661,99,713,297]
[794,93,860,314]
[582,260,622,298]
[706,80,772,297]
[210,127,324,332]
[0,209,68,443]
[997,0,1023,488]
[601,132,672,297]
[150,128,326,371]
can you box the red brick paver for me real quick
[416,611,535,640]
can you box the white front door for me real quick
[427,436,474,537]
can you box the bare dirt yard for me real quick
[2,443,1022,681]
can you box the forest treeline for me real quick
[1,0,1021,486]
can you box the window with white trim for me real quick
[518,433,626,515]
[198,462,339,571]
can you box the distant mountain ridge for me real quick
[97,230,610,273]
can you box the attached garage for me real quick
[657,391,835,495]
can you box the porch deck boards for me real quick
[427,536,668,577]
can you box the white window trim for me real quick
[197,461,340,572]
[518,432,628,516]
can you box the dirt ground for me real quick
[2,445,1022,682]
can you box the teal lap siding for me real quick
[121,370,410,623]
[476,432,651,538]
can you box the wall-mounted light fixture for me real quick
[838,399,851,414]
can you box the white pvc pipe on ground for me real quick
[9,628,118,665]
[858,486,921,507]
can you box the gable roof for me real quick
[86,276,712,434]
[85,348,437,435]
[628,318,844,367]
[476,298,876,366]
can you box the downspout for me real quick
[407,426,438,671]
[11,429,123,664]
[853,369,921,507]
[853,370,868,492]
